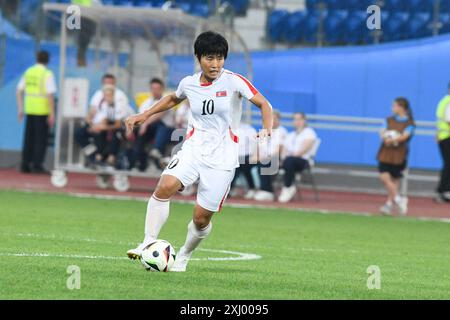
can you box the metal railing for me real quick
[250,110,439,196]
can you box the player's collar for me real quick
[199,69,224,87]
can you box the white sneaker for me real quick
[278,186,296,203]
[379,203,393,216]
[127,241,152,260]
[171,247,191,272]
[149,149,162,160]
[244,189,256,200]
[396,197,408,216]
[253,190,275,202]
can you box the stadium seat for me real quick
[408,0,429,13]
[283,11,307,43]
[303,10,328,44]
[267,10,290,42]
[324,9,349,44]
[343,11,367,44]
[383,12,410,42]
[407,12,432,39]
[439,13,450,33]
[382,0,408,12]
[189,4,211,17]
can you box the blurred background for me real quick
[1,0,450,201]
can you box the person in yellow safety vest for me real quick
[435,82,450,202]
[71,0,99,66]
[16,51,57,174]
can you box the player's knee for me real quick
[193,215,210,229]
[155,180,177,199]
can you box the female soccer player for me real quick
[124,31,273,272]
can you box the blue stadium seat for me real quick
[408,0,429,12]
[283,11,307,43]
[383,12,410,42]
[267,9,289,42]
[189,4,211,17]
[305,0,321,10]
[382,0,408,11]
[133,0,153,7]
[221,0,250,16]
[343,11,367,44]
[439,13,450,33]
[407,12,432,39]
[303,10,328,44]
[346,0,374,10]
[324,9,349,44]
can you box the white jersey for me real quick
[284,127,318,160]
[175,69,258,170]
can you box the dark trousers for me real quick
[75,125,121,161]
[258,161,275,193]
[437,137,450,193]
[231,155,256,189]
[21,115,49,170]
[282,156,309,187]
[77,18,96,65]
[94,130,121,160]
[130,121,174,170]
[75,125,91,149]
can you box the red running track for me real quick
[0,169,448,220]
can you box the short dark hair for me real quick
[150,78,165,87]
[102,74,116,82]
[194,31,228,62]
[36,51,49,64]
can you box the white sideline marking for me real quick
[8,233,261,262]
[0,250,261,262]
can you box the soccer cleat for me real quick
[278,186,296,203]
[171,247,191,272]
[127,242,152,260]
[253,190,275,202]
[379,203,393,216]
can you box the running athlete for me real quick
[124,31,273,272]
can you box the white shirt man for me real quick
[283,127,318,161]
[139,96,175,129]
[90,87,133,117]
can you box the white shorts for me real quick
[161,149,236,212]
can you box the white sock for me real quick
[143,195,170,245]
[394,195,402,204]
[180,220,212,256]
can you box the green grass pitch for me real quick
[0,190,449,299]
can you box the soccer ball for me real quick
[141,240,176,272]
[383,130,401,140]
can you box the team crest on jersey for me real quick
[216,90,227,97]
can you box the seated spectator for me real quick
[378,97,415,216]
[75,84,130,169]
[254,110,288,201]
[130,78,176,171]
[90,74,132,115]
[229,121,258,199]
[278,112,317,203]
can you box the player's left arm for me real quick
[394,124,414,144]
[250,93,273,139]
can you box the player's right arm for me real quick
[124,93,184,135]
